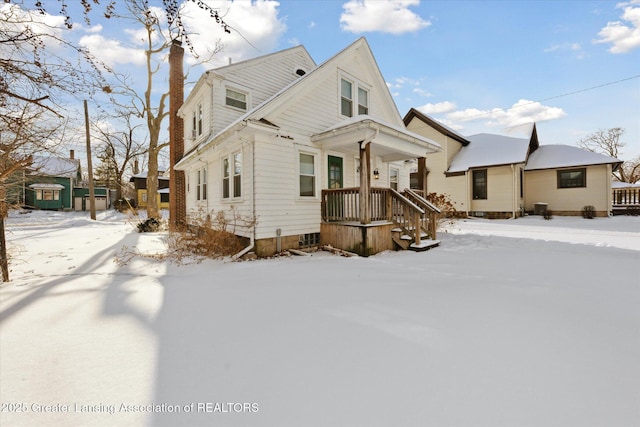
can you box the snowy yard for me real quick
[1,210,639,427]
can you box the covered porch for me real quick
[312,116,441,256]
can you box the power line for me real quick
[456,73,640,123]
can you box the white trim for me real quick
[296,146,320,201]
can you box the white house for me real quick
[174,38,441,257]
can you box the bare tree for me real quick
[577,127,639,183]
[93,110,148,203]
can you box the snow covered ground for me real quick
[1,210,639,427]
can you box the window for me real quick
[192,111,197,138]
[473,169,487,200]
[299,153,316,197]
[222,153,241,199]
[340,76,369,117]
[233,153,242,198]
[558,168,586,188]
[197,103,203,135]
[358,87,369,115]
[197,168,207,201]
[340,79,353,117]
[222,158,230,199]
[390,168,399,191]
[226,88,247,110]
[35,188,60,201]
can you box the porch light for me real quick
[373,168,380,179]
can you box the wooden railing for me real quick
[403,188,440,240]
[321,187,434,245]
[613,187,640,206]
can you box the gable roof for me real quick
[177,37,429,167]
[525,145,622,171]
[29,155,80,178]
[447,133,530,173]
[403,108,470,146]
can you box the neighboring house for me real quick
[174,38,441,257]
[24,154,81,210]
[129,171,170,209]
[404,108,622,217]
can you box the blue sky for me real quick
[11,0,640,160]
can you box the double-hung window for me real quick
[197,103,203,136]
[222,152,241,199]
[196,168,207,201]
[225,88,247,110]
[340,76,369,117]
[299,153,316,197]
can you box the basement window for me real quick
[299,232,320,248]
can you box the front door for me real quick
[328,155,343,189]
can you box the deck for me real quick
[612,187,640,215]
[321,187,440,256]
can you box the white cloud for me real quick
[182,0,286,67]
[79,34,146,67]
[446,100,567,129]
[593,3,640,53]
[417,101,456,114]
[340,0,430,35]
[412,87,433,97]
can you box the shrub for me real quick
[582,205,596,219]
[543,210,553,220]
[137,217,161,232]
[168,207,256,260]
[426,192,458,229]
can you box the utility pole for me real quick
[84,100,96,220]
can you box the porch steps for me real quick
[391,228,439,252]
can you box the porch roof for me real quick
[29,183,65,190]
[311,116,441,162]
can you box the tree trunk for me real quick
[0,186,9,281]
[146,142,160,219]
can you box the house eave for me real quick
[311,117,440,161]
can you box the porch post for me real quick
[359,141,371,224]
[417,157,428,195]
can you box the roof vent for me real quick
[295,68,306,77]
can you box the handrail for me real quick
[389,188,424,214]
[404,188,441,214]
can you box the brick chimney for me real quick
[70,149,75,159]
[169,39,186,230]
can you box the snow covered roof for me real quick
[130,171,169,180]
[447,133,530,173]
[30,155,79,178]
[29,183,65,190]
[525,145,621,171]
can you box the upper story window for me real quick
[340,76,369,118]
[225,88,247,110]
[191,103,203,138]
[340,79,353,117]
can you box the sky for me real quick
[6,0,640,160]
